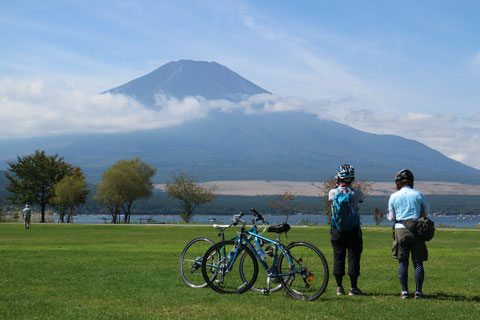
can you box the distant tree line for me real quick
[1,150,217,223]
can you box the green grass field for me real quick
[0,223,479,319]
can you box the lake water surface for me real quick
[60,214,480,228]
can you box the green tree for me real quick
[95,177,123,224]
[6,150,75,222]
[95,158,156,223]
[165,172,216,223]
[321,176,372,225]
[52,168,89,223]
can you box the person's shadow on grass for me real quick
[362,292,480,302]
[428,292,480,302]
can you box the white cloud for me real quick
[336,107,480,169]
[0,78,211,139]
[471,112,480,121]
[0,77,338,140]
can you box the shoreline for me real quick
[2,222,479,231]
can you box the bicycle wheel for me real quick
[278,241,329,301]
[180,237,215,288]
[201,240,258,294]
[240,244,283,294]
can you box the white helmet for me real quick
[337,164,355,182]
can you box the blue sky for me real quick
[1,0,480,169]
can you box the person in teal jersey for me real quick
[388,169,430,299]
[22,204,31,230]
[328,164,364,296]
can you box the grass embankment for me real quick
[0,224,479,319]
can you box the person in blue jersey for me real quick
[388,169,430,299]
[328,164,364,296]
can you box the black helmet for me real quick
[395,169,414,184]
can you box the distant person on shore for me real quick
[22,204,31,230]
[388,169,430,299]
[328,164,364,296]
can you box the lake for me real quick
[59,213,480,228]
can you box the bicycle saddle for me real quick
[267,223,291,234]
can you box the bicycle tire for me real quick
[201,240,258,294]
[239,249,283,294]
[180,237,215,288]
[278,241,329,301]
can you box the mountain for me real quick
[1,60,480,184]
[1,111,479,184]
[0,170,7,186]
[104,60,270,105]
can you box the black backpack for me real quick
[416,217,435,241]
[401,217,435,241]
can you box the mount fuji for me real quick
[1,60,479,184]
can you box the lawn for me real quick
[0,223,479,319]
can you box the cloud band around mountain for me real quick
[1,77,479,170]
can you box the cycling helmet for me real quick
[395,169,414,185]
[337,164,355,182]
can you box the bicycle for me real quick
[179,213,283,293]
[201,209,329,300]
[180,236,215,288]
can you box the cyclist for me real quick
[22,204,31,230]
[387,169,430,299]
[328,164,364,296]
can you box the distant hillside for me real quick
[0,170,7,185]
[1,110,479,184]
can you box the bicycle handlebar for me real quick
[232,211,244,226]
[250,208,265,224]
[215,210,265,235]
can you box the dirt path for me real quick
[155,180,480,196]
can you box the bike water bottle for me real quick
[228,246,238,261]
[254,242,267,261]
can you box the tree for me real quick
[269,190,297,223]
[52,168,89,223]
[165,172,216,223]
[95,177,123,224]
[373,207,385,225]
[95,158,156,223]
[6,150,75,222]
[321,176,372,225]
